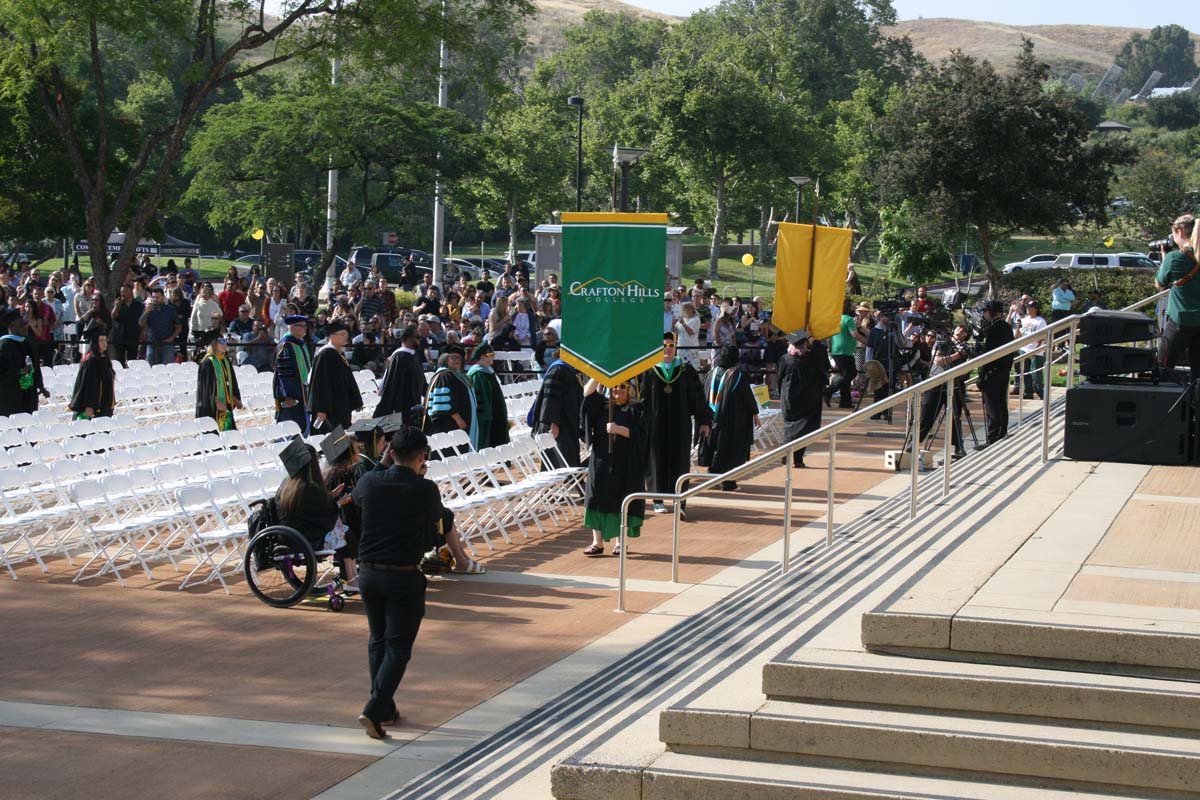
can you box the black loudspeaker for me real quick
[1078,345,1157,378]
[1077,310,1158,345]
[1065,383,1192,465]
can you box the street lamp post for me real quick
[789,176,811,223]
[613,145,650,213]
[567,96,585,212]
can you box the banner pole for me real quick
[804,178,821,327]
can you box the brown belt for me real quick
[360,561,419,572]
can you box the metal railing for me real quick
[615,289,1170,611]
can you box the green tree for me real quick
[829,73,891,262]
[877,203,950,284]
[1145,92,1200,131]
[1116,24,1198,91]
[646,13,812,278]
[1117,149,1189,238]
[876,42,1135,297]
[453,99,572,259]
[183,83,484,262]
[0,0,531,298]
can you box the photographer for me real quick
[865,308,905,421]
[917,325,971,460]
[976,300,1015,446]
[1155,213,1200,373]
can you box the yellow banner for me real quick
[561,212,670,225]
[773,222,853,340]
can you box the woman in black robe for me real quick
[69,331,115,419]
[196,336,243,430]
[776,331,829,468]
[699,344,759,491]
[0,310,42,416]
[581,378,648,557]
[533,358,583,467]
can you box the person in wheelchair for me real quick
[277,438,353,556]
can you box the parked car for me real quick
[1115,253,1158,270]
[1047,253,1122,270]
[460,256,507,274]
[1001,254,1057,274]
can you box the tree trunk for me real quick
[707,172,727,280]
[758,205,774,266]
[978,224,1000,299]
[507,192,518,262]
[850,220,880,262]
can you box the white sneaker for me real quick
[652,501,667,514]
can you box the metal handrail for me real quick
[614,288,1169,610]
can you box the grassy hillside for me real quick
[524,0,677,63]
[889,18,1200,80]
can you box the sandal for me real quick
[583,544,604,557]
[453,559,487,574]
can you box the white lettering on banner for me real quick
[568,278,663,304]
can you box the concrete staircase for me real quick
[549,403,1200,799]
[555,643,1200,799]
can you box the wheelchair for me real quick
[243,525,349,611]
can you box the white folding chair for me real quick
[175,485,245,593]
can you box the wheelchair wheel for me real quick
[244,525,318,608]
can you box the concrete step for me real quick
[554,750,1165,800]
[761,647,1200,732]
[861,609,1200,675]
[659,699,1200,794]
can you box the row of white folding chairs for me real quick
[0,421,299,525]
[0,417,228,466]
[425,434,584,557]
[0,441,286,586]
[501,378,542,399]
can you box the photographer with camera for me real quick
[866,307,905,421]
[976,300,1015,445]
[1154,214,1200,373]
[916,325,971,460]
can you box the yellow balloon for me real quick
[252,229,265,241]
[1103,236,1114,248]
[741,253,754,266]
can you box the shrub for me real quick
[999,268,1158,313]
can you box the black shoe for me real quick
[358,715,387,740]
[838,401,853,409]
[721,481,737,491]
[952,449,966,461]
[793,458,806,468]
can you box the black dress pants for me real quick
[980,369,1010,444]
[918,385,961,451]
[832,354,857,407]
[359,567,426,723]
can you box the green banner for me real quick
[560,213,668,387]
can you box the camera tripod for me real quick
[898,379,982,465]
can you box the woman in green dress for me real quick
[196,335,243,430]
[581,377,648,558]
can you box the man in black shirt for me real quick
[976,300,1015,446]
[110,284,145,367]
[352,426,441,739]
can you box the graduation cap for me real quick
[319,426,353,464]
[376,413,407,436]
[284,314,308,326]
[279,436,314,477]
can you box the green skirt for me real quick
[584,509,644,542]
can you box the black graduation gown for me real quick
[68,353,115,417]
[308,344,363,432]
[423,368,474,437]
[374,348,427,425]
[639,359,711,494]
[533,363,583,467]
[0,336,31,416]
[701,367,757,474]
[582,393,647,519]
[777,342,830,443]
[196,355,242,428]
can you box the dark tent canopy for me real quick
[73,232,201,258]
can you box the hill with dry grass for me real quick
[889,18,1200,80]
[525,0,677,63]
